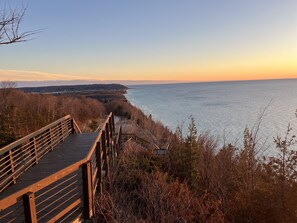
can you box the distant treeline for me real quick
[19,83,128,94]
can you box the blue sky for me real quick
[0,0,296,84]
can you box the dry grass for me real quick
[94,141,225,223]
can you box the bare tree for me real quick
[0,7,35,45]
[0,81,17,100]
[1,80,17,89]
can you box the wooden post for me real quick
[109,117,113,139]
[62,121,66,140]
[32,137,38,164]
[101,131,108,174]
[109,117,115,160]
[116,126,122,155]
[111,113,115,132]
[9,150,16,184]
[33,138,38,164]
[106,123,114,167]
[59,121,64,141]
[23,192,37,223]
[49,128,54,151]
[106,123,110,148]
[70,119,76,134]
[95,142,102,194]
[101,130,110,189]
[82,161,94,219]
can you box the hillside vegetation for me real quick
[0,87,106,147]
[96,117,297,223]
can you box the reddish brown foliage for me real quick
[94,143,224,223]
[0,89,106,146]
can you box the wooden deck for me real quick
[0,133,99,200]
[0,113,121,223]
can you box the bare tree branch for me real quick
[0,7,36,45]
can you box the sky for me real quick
[0,0,297,85]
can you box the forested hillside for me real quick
[0,84,106,147]
[20,83,127,94]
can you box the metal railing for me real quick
[0,115,81,193]
[122,133,151,148]
[0,112,122,222]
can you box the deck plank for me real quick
[0,133,99,200]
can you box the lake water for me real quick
[126,79,297,152]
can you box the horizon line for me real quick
[12,77,297,88]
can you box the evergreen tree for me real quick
[185,116,200,187]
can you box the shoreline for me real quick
[14,82,294,151]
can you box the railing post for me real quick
[59,121,64,141]
[30,137,38,164]
[111,113,115,132]
[82,161,94,219]
[109,116,115,160]
[95,141,102,194]
[106,123,110,148]
[116,126,122,155]
[60,122,65,142]
[23,192,37,223]
[33,138,38,164]
[70,119,76,134]
[101,130,110,189]
[106,123,114,167]
[109,117,113,139]
[9,150,16,184]
[49,128,54,151]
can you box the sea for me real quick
[126,79,297,153]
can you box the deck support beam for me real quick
[95,142,102,194]
[101,130,110,189]
[23,192,37,223]
[82,161,94,219]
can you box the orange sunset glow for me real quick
[0,1,296,85]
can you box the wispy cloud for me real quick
[0,69,180,87]
[0,69,84,81]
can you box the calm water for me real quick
[126,79,297,151]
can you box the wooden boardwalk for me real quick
[0,133,99,199]
[0,113,122,223]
